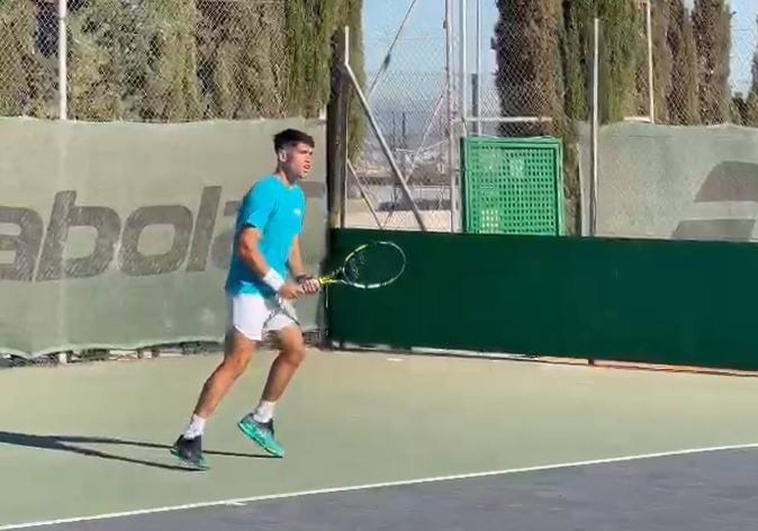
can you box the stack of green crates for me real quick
[461,136,565,235]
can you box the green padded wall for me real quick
[327,228,758,371]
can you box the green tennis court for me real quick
[3,349,758,530]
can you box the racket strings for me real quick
[344,252,368,283]
[343,243,404,287]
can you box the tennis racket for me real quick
[319,241,406,289]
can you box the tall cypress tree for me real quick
[494,0,564,136]
[0,0,52,117]
[632,4,658,119]
[195,0,362,121]
[742,16,758,127]
[339,0,365,155]
[0,0,33,115]
[561,1,587,121]
[560,0,641,124]
[667,0,700,125]
[68,0,150,121]
[142,0,202,121]
[1,0,364,123]
[692,0,731,124]
[598,0,642,122]
[650,2,671,122]
[196,1,237,118]
[287,0,342,118]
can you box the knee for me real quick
[221,353,250,378]
[281,344,306,367]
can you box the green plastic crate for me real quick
[461,136,565,235]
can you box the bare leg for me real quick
[260,325,306,402]
[235,326,305,458]
[193,329,257,418]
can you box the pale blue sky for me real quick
[363,0,758,93]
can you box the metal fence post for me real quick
[58,0,68,120]
[590,18,600,237]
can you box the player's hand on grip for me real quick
[297,275,321,295]
[278,282,304,300]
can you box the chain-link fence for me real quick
[346,20,455,232]
[0,0,343,123]
[347,0,758,239]
[4,1,757,239]
[0,0,458,233]
[596,1,758,242]
[640,2,757,127]
[66,0,287,122]
[0,0,59,118]
[482,1,758,240]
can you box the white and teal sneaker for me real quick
[237,414,285,458]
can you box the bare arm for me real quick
[288,236,307,279]
[238,227,271,278]
[289,236,321,294]
[238,228,302,299]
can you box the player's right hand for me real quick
[297,275,321,295]
[278,282,304,300]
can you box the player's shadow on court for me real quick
[0,431,275,472]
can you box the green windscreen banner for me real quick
[328,228,758,372]
[0,117,327,357]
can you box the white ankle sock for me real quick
[252,400,276,423]
[184,414,206,439]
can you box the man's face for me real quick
[281,142,314,181]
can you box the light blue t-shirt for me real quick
[225,175,306,296]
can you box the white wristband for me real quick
[262,269,285,292]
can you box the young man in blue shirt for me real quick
[171,129,321,469]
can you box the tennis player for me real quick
[171,129,321,469]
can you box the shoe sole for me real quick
[237,421,285,458]
[170,446,209,471]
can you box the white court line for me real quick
[2,442,758,530]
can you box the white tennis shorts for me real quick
[228,293,299,341]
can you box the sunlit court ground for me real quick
[3,349,758,530]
